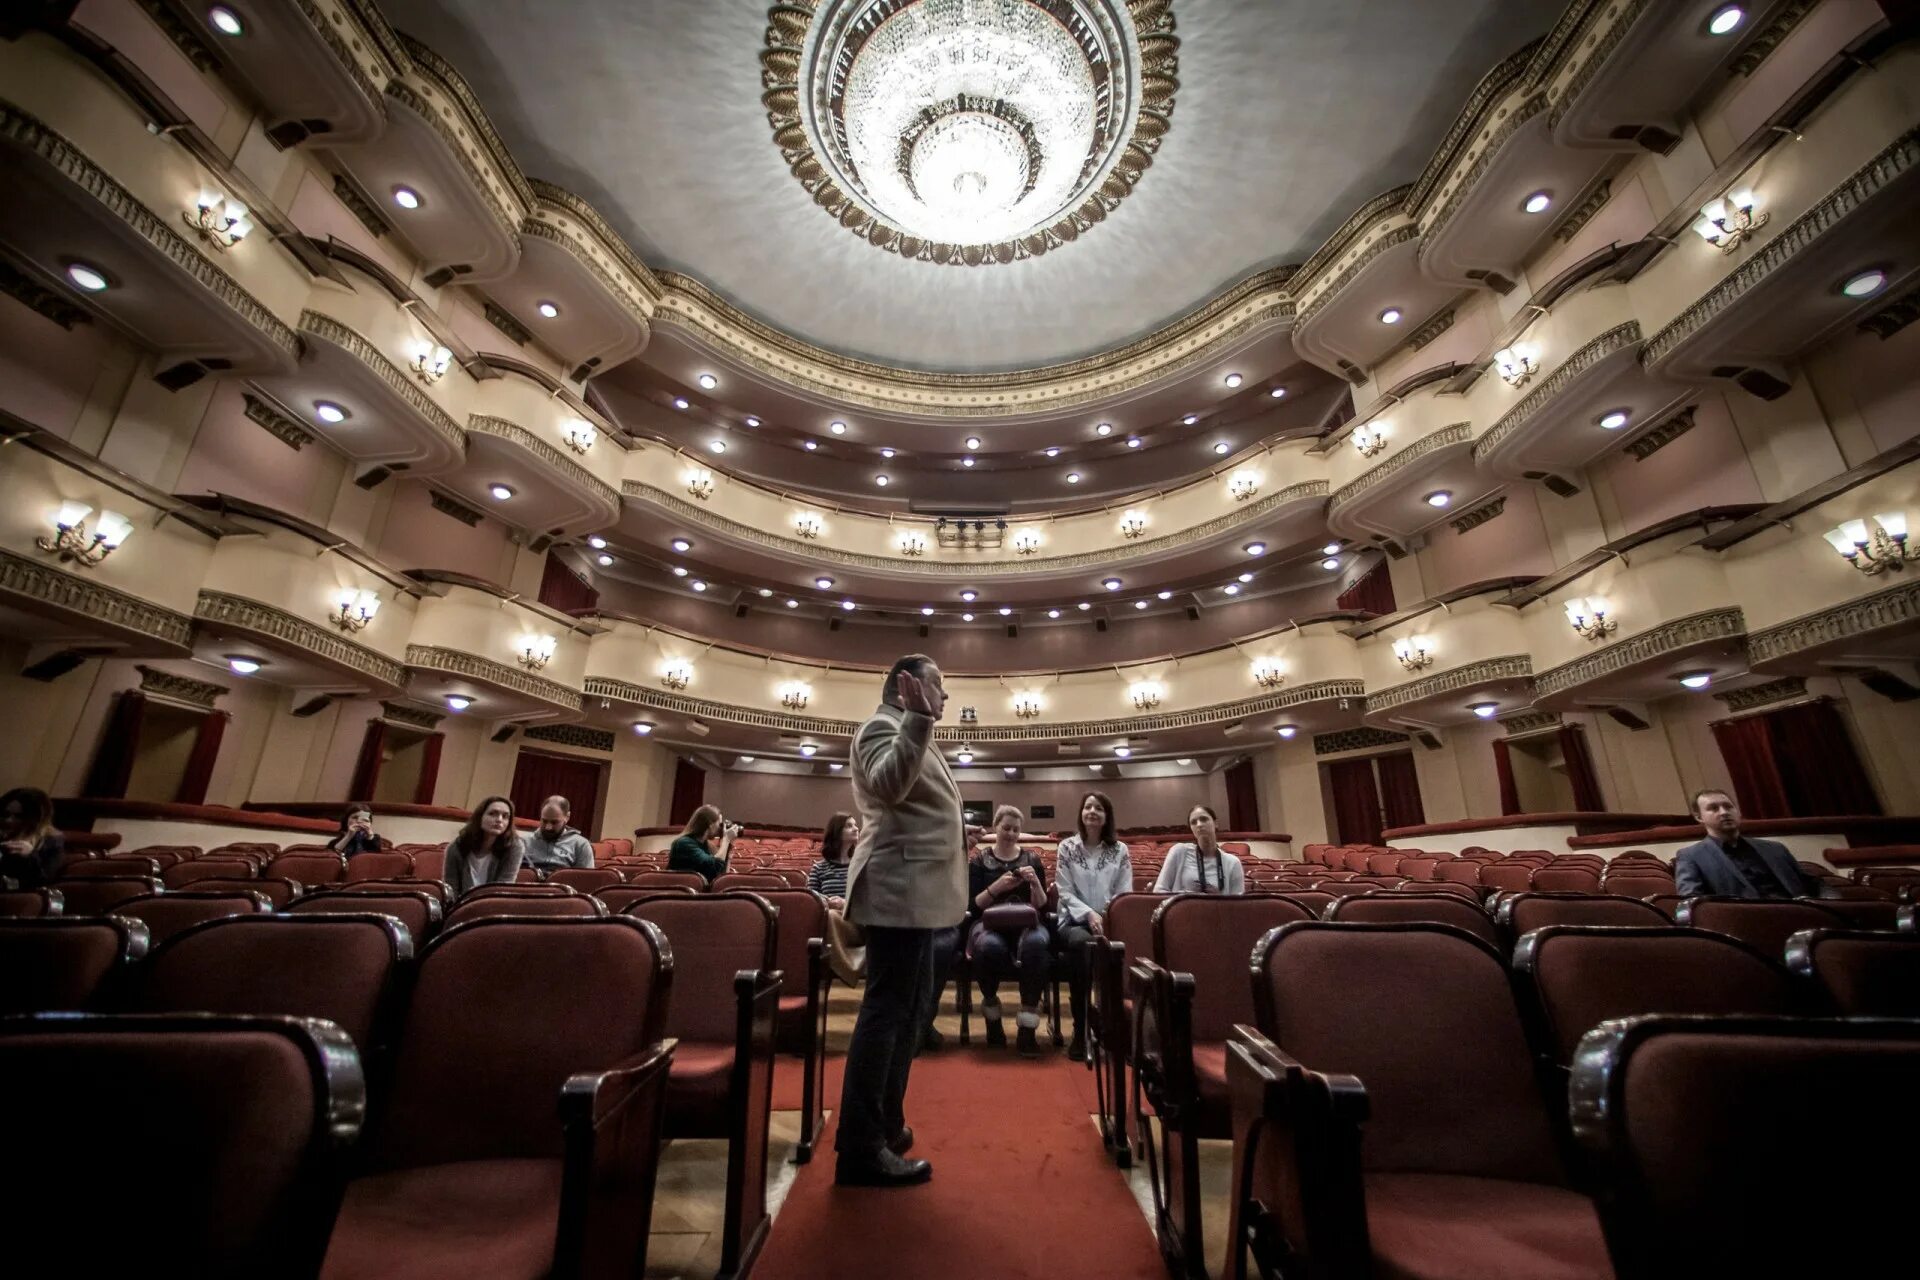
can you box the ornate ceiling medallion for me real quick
[763,0,1178,266]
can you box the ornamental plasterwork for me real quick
[1289,187,1409,297]
[1713,677,1808,713]
[242,395,314,451]
[1746,579,1920,666]
[1532,608,1746,700]
[1473,323,1642,462]
[1730,0,1818,77]
[407,644,582,711]
[1405,37,1543,215]
[297,0,391,107]
[0,256,92,330]
[1642,127,1920,370]
[397,33,536,211]
[298,312,467,454]
[524,723,618,753]
[1366,655,1534,715]
[1552,179,1612,245]
[1295,224,1419,328]
[1312,726,1410,756]
[1418,91,1549,242]
[132,0,220,72]
[380,80,520,241]
[0,548,194,648]
[467,416,621,516]
[1497,709,1561,738]
[1330,424,1471,510]
[518,219,652,336]
[1450,495,1507,535]
[528,182,665,303]
[380,701,443,730]
[620,475,1326,575]
[1624,406,1698,462]
[135,665,229,709]
[1538,0,1655,134]
[194,591,407,690]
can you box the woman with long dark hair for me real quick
[0,787,62,889]
[326,801,385,857]
[668,803,739,884]
[811,811,865,983]
[1054,790,1132,1060]
[444,795,522,896]
[1153,804,1245,895]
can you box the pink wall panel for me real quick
[1839,322,1920,455]
[1534,180,1656,281]
[375,480,515,581]
[287,171,405,280]
[1423,485,1554,594]
[1372,303,1493,388]
[174,382,332,515]
[0,299,115,436]
[1597,395,1763,534]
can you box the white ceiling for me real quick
[384,0,1558,370]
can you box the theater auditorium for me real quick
[2,0,1918,1276]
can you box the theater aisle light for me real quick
[1564,596,1618,641]
[560,418,596,454]
[1824,513,1913,575]
[1492,343,1539,388]
[660,660,694,691]
[1012,527,1042,555]
[409,340,452,385]
[1129,681,1163,711]
[1692,188,1766,253]
[1118,510,1148,539]
[1228,469,1260,502]
[517,634,557,671]
[1251,657,1286,690]
[1352,422,1389,458]
[37,502,132,568]
[1392,635,1436,672]
[779,681,811,710]
[1013,692,1043,720]
[184,190,252,250]
[331,587,381,633]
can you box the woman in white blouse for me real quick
[1054,790,1132,1061]
[1153,804,1245,896]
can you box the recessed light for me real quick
[830,421,847,434]
[800,744,818,756]
[1134,600,1148,610]
[1089,764,1102,772]
[1707,5,1745,36]
[1321,557,1340,571]
[961,457,975,468]
[1077,602,1091,611]
[447,695,473,712]
[804,440,818,451]
[207,6,244,36]
[1004,766,1017,775]
[956,751,974,765]
[1679,672,1713,690]
[630,719,651,734]
[227,656,262,674]
[1322,542,1341,555]
[962,612,975,622]
[1380,308,1403,325]
[1598,409,1631,430]
[690,580,707,592]
[921,606,935,616]
[314,401,348,424]
[1841,269,1888,298]
[1048,609,1061,619]
[745,416,761,427]
[673,398,689,410]
[698,373,718,390]
[671,538,692,552]
[1269,386,1287,399]
[960,590,977,602]
[815,577,834,589]
[841,600,856,611]
[1470,703,1499,718]
[875,474,890,486]
[998,607,1012,616]
[1244,541,1267,556]
[785,598,798,608]
[1157,590,1172,600]
[489,483,514,501]
[672,567,689,577]
[1223,583,1241,595]
[707,440,726,453]
[587,535,607,549]
[965,436,982,450]
[1213,442,1231,455]
[758,587,772,597]
[1224,372,1243,388]
[881,447,896,458]
[1177,757,1194,766]
[739,755,755,764]
[1424,490,1452,508]
[829,762,844,771]
[1276,725,1297,739]
[1066,472,1081,484]
[1044,447,1061,457]
[596,553,613,566]
[1114,746,1131,758]
[1183,415,1199,426]
[1103,577,1122,590]
[1523,191,1553,215]
[1238,572,1254,583]
[537,301,559,319]
[1095,423,1112,436]
[1127,437,1142,449]
[65,262,110,292]
[391,185,421,210]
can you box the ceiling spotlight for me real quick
[446,695,473,711]
[314,401,347,424]
[1003,766,1017,776]
[1707,5,1745,36]
[697,373,718,390]
[1134,600,1148,610]
[785,598,798,608]
[1379,308,1403,325]
[672,567,689,577]
[1425,490,1453,508]
[841,600,856,611]
[959,589,978,603]
[1276,725,1297,739]
[707,440,726,453]
[875,474,890,486]
[673,398,689,410]
[921,606,935,616]
[596,553,614,566]
[1244,542,1267,556]
[1470,703,1499,718]
[226,656,262,675]
[488,483,514,501]
[1238,572,1254,583]
[965,436,982,450]
[65,262,110,292]
[690,580,707,592]
[630,719,652,734]
[1095,423,1112,436]
[1127,437,1142,449]
[1183,414,1199,426]
[800,744,818,756]
[1103,577,1122,590]
[208,6,244,36]
[1077,601,1091,611]
[758,587,772,597]
[881,447,896,458]
[1223,583,1241,595]
[962,612,975,621]
[804,440,818,450]
[956,751,974,765]
[814,577,836,591]
[1322,542,1341,555]
[998,607,1012,616]
[1114,746,1131,758]
[1177,757,1194,766]
[830,762,844,771]
[537,301,559,319]
[739,755,756,764]
[1044,447,1061,457]
[830,421,847,434]
[1066,472,1081,484]
[1224,372,1243,388]
[1523,191,1553,215]
[1213,442,1231,455]
[1157,590,1172,600]
[587,535,608,549]
[1321,557,1340,571]
[671,538,692,552]
[1841,269,1888,298]
[1269,386,1287,399]
[1679,671,1713,689]
[1598,409,1631,430]
[1047,609,1061,619]
[391,186,422,210]
[745,416,761,427]
[961,457,975,468]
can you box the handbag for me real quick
[825,909,867,984]
[980,902,1040,934]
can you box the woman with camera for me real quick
[668,803,741,884]
[966,804,1051,1058]
[326,801,386,857]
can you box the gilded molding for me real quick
[524,723,617,752]
[619,476,1326,575]
[396,34,536,211]
[1714,677,1808,713]
[1450,494,1507,535]
[1406,39,1542,215]
[1405,308,1455,353]
[195,591,407,689]
[0,105,300,361]
[1624,406,1697,462]
[1296,224,1418,328]
[1540,0,1656,133]
[519,218,652,333]
[429,491,484,526]
[1497,709,1561,737]
[483,301,531,346]
[337,0,412,83]
[1551,179,1611,244]
[1731,0,1818,76]
[132,0,220,72]
[1312,726,1409,756]
[406,644,582,711]
[380,78,522,239]
[136,665,228,708]
[1366,655,1534,714]
[1747,579,1920,666]
[1474,323,1642,461]
[380,701,443,730]
[297,311,466,454]
[1330,424,1471,510]
[1521,0,1608,90]
[296,0,390,107]
[529,180,665,303]
[242,394,314,451]
[1291,186,1409,297]
[0,256,92,329]
[467,415,620,511]
[1420,92,1550,242]
[0,548,194,648]
[1642,127,1920,370]
[1533,608,1745,699]
[332,175,390,240]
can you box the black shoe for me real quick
[1017,1024,1040,1058]
[836,1147,932,1187]
[888,1126,914,1156]
[985,1019,1006,1048]
[919,1024,944,1052]
[1067,1031,1087,1062]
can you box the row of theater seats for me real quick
[1076,888,1920,1279]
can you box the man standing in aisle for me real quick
[835,654,973,1187]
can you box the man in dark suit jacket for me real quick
[1674,789,1816,899]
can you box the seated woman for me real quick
[325,802,385,857]
[1152,804,1246,895]
[966,804,1050,1058]
[1054,790,1132,1061]
[443,795,523,896]
[810,812,863,983]
[668,804,739,884]
[0,787,63,889]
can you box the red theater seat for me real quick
[0,916,149,1014]
[1326,891,1501,949]
[290,888,443,944]
[343,851,413,882]
[547,867,625,894]
[753,887,835,1162]
[48,875,159,915]
[443,893,606,928]
[1784,929,1920,1017]
[1497,892,1672,938]
[113,890,272,945]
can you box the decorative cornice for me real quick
[406,644,582,711]
[1292,186,1409,295]
[1407,39,1542,214]
[0,256,91,329]
[394,33,536,211]
[1551,179,1611,244]
[242,394,313,451]
[133,0,220,72]
[1405,308,1455,353]
[1730,0,1818,76]
[194,591,407,689]
[380,701,443,730]
[1540,0,1655,133]
[528,180,664,302]
[524,723,617,753]
[518,218,652,333]
[1450,494,1507,535]
[380,79,521,239]
[1642,127,1920,370]
[1312,726,1409,756]
[1523,0,1609,90]
[331,175,390,240]
[1420,92,1550,241]
[1533,608,1746,699]
[1296,224,1418,328]
[1858,287,1920,341]
[0,105,300,360]
[1747,579,1920,666]
[297,311,466,453]
[295,0,389,107]
[1714,677,1808,713]
[1498,709,1562,737]
[0,548,194,648]
[1624,406,1697,462]
[336,0,411,82]
[429,491,484,527]
[136,664,228,709]
[483,301,531,347]
[1474,323,1642,461]
[467,415,620,511]
[1330,423,1471,509]
[1367,655,1534,715]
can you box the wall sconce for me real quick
[560,418,596,455]
[684,469,714,501]
[517,634,557,671]
[1692,189,1767,253]
[1492,343,1539,388]
[1392,635,1435,672]
[779,681,811,710]
[959,705,978,725]
[1118,510,1149,540]
[1825,513,1912,576]
[36,502,132,568]
[1352,423,1390,458]
[1227,469,1261,502]
[409,340,452,384]
[660,660,693,692]
[896,530,927,557]
[1564,595,1618,641]
[793,511,823,540]
[1251,658,1286,690]
[1128,681,1164,711]
[184,190,251,250]
[1012,692,1044,720]
[1011,527,1043,556]
[331,587,381,632]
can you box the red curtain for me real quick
[1335,560,1395,616]
[1326,757,1383,845]
[1769,700,1881,816]
[83,690,147,799]
[348,719,387,802]
[1376,751,1425,830]
[1224,759,1259,832]
[413,732,444,805]
[510,749,605,839]
[174,710,229,805]
[1559,724,1605,812]
[1491,738,1521,816]
[1710,714,1791,819]
[668,756,705,828]
[539,551,598,615]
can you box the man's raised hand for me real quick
[895,668,935,715]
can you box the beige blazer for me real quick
[845,702,968,929]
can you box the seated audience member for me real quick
[1675,788,1816,899]
[1054,790,1132,1061]
[1152,805,1245,895]
[668,804,740,884]
[0,787,63,888]
[522,795,595,875]
[325,802,385,857]
[812,812,865,984]
[443,795,524,896]
[967,804,1050,1058]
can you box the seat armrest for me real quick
[557,1039,677,1280]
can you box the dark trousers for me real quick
[836,924,934,1159]
[1059,923,1098,1033]
[970,922,1051,1008]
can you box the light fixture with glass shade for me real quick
[331,587,381,633]
[1824,513,1912,575]
[1564,596,1618,641]
[184,190,252,250]
[896,529,928,557]
[1128,681,1163,711]
[1392,635,1436,672]
[560,418,596,455]
[1012,527,1043,556]
[37,502,132,568]
[1013,692,1044,720]
[409,340,453,384]
[1352,422,1390,458]
[1251,657,1285,690]
[1227,469,1260,502]
[660,660,694,692]
[779,681,812,710]
[517,634,558,672]
[1492,343,1539,388]
[794,511,824,540]
[1692,189,1766,252]
[684,468,714,501]
[1118,510,1148,540]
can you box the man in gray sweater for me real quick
[522,795,595,874]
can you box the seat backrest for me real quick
[1103,891,1171,967]
[1678,897,1850,959]
[162,859,257,889]
[1255,922,1564,1182]
[48,876,160,915]
[139,914,412,1051]
[114,891,272,945]
[1313,881,1376,899]
[182,876,304,908]
[0,1013,363,1275]
[626,893,776,1043]
[410,846,446,881]
[0,888,60,918]
[1397,879,1481,901]
[1327,893,1500,948]
[1153,895,1313,1042]
[1478,862,1534,892]
[1785,929,1920,1017]
[1810,899,1900,930]
[1433,860,1483,886]
[1396,857,1438,881]
[465,882,577,899]
[62,855,162,878]
[1265,890,1336,916]
[547,867,625,894]
[595,884,696,914]
[370,916,671,1168]
[264,852,346,885]
[1530,866,1601,894]
[1501,892,1672,935]
[1365,852,1405,877]
[1599,872,1676,899]
[288,889,442,943]
[343,851,414,882]
[1339,848,1372,873]
[443,894,606,927]
[628,871,709,892]
[1646,893,1686,919]
[711,872,788,892]
[755,889,830,999]
[1512,925,1807,1065]
[330,877,452,908]
[0,917,149,1013]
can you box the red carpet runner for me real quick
[756,1049,1164,1279]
